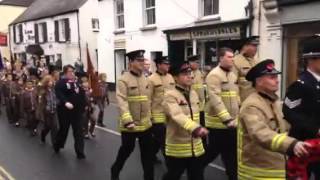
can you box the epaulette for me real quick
[297,79,305,84]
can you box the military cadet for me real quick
[2,74,19,125]
[21,78,39,136]
[111,50,154,180]
[238,59,310,180]
[204,48,239,180]
[53,65,86,159]
[283,42,320,179]
[162,61,208,180]
[148,56,175,161]
[96,73,110,127]
[234,36,259,101]
[188,55,205,126]
[38,75,58,145]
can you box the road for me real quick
[0,103,228,180]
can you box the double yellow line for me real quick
[0,166,15,180]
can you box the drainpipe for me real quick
[77,11,82,62]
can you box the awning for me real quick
[26,44,44,55]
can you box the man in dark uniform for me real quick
[53,65,86,159]
[283,41,320,179]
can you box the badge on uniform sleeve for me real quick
[284,97,301,109]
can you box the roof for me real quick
[11,0,88,25]
[0,0,35,7]
[163,18,250,33]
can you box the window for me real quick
[200,0,219,17]
[92,18,100,31]
[144,0,155,25]
[13,24,23,44]
[54,18,70,42]
[115,0,125,29]
[35,22,48,43]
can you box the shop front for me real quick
[163,18,250,68]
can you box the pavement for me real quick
[0,94,228,180]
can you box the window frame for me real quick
[143,0,156,26]
[199,0,219,18]
[114,0,125,30]
[92,18,100,32]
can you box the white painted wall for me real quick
[98,0,251,84]
[79,0,99,71]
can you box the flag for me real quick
[86,44,100,97]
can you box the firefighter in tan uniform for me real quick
[188,55,205,126]
[111,50,154,180]
[238,59,311,180]
[234,36,259,102]
[204,48,240,180]
[148,56,175,161]
[162,61,208,180]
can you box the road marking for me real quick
[96,126,225,172]
[0,166,15,180]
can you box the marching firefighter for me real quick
[111,50,154,180]
[238,59,310,180]
[21,78,39,136]
[204,48,240,180]
[162,60,208,180]
[148,56,175,161]
[283,41,320,179]
[14,76,25,127]
[96,73,110,127]
[188,55,205,126]
[234,36,259,101]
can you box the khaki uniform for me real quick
[205,66,240,129]
[238,92,297,180]
[116,71,152,132]
[191,69,205,109]
[233,54,258,101]
[163,86,204,158]
[148,72,175,124]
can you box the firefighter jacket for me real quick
[163,85,204,158]
[238,92,297,180]
[148,71,175,124]
[205,66,240,129]
[191,69,205,110]
[233,53,258,102]
[116,71,152,132]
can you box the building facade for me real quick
[98,0,255,87]
[9,0,99,69]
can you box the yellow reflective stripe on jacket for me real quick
[205,114,227,129]
[119,117,151,132]
[127,95,148,102]
[239,77,246,81]
[220,91,238,98]
[121,112,132,120]
[152,113,166,124]
[271,133,287,151]
[183,119,198,131]
[165,140,205,158]
[217,110,230,119]
[192,84,203,90]
[193,113,200,123]
[237,124,285,180]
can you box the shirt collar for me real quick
[307,69,320,82]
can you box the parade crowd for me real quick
[1,36,320,180]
